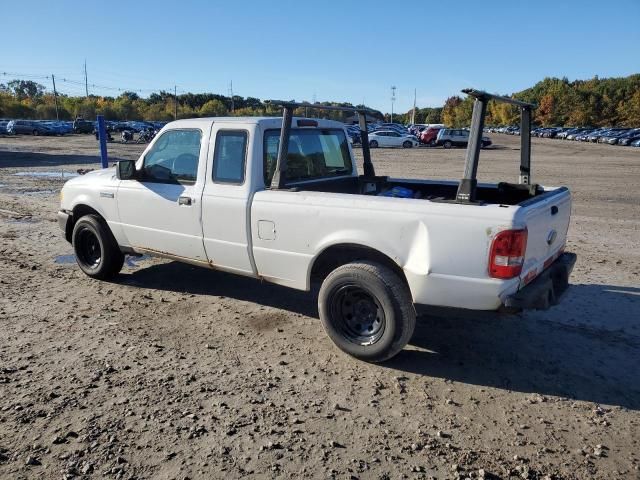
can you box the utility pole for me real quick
[174,85,178,120]
[391,86,396,123]
[84,60,88,97]
[51,74,59,121]
[411,88,417,125]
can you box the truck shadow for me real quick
[389,284,640,410]
[122,261,318,318]
[123,262,640,410]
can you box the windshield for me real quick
[264,128,353,185]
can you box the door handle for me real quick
[178,196,193,206]
[550,205,558,215]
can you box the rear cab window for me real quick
[213,130,248,184]
[263,128,352,186]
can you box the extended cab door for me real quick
[200,125,256,275]
[116,127,208,262]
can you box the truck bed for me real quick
[293,175,548,206]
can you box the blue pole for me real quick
[97,115,108,168]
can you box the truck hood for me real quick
[64,167,117,186]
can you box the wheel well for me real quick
[66,204,102,242]
[310,244,407,285]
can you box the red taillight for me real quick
[489,228,528,279]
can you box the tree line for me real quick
[435,74,640,128]
[1,74,639,127]
[0,80,383,123]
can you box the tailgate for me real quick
[517,187,572,286]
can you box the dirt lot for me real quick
[0,133,639,480]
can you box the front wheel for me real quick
[369,140,378,148]
[443,140,452,149]
[402,140,413,148]
[72,214,124,280]
[318,261,416,362]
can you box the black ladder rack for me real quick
[265,101,379,189]
[456,89,536,203]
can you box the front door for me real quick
[116,128,208,262]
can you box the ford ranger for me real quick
[58,89,576,362]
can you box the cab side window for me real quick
[213,130,248,184]
[142,129,201,184]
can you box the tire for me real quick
[32,130,38,136]
[318,261,416,362]
[72,214,124,280]
[428,140,436,147]
[443,140,452,149]
[402,140,413,148]
[369,140,378,148]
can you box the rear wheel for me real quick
[443,140,452,149]
[318,261,416,362]
[369,140,378,148]
[72,214,124,280]
[32,130,38,136]
[402,140,413,148]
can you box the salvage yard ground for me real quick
[0,133,639,479]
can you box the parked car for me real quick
[617,130,640,146]
[436,128,491,148]
[563,128,591,140]
[597,128,627,143]
[408,123,428,136]
[419,126,442,146]
[43,121,73,135]
[7,120,55,135]
[73,118,94,134]
[374,125,412,138]
[57,104,575,362]
[631,138,640,147]
[574,129,596,141]
[587,128,612,142]
[368,130,419,148]
[0,120,9,134]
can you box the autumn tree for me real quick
[442,96,463,126]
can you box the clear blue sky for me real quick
[2,0,639,114]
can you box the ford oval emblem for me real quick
[547,229,557,245]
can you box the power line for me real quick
[0,71,175,96]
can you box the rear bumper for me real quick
[504,252,577,310]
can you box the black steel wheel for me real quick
[72,214,124,280]
[318,261,416,362]
[75,227,102,269]
[328,284,386,346]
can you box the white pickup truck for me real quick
[58,90,576,362]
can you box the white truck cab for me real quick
[58,91,576,362]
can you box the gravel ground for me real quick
[0,133,639,480]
